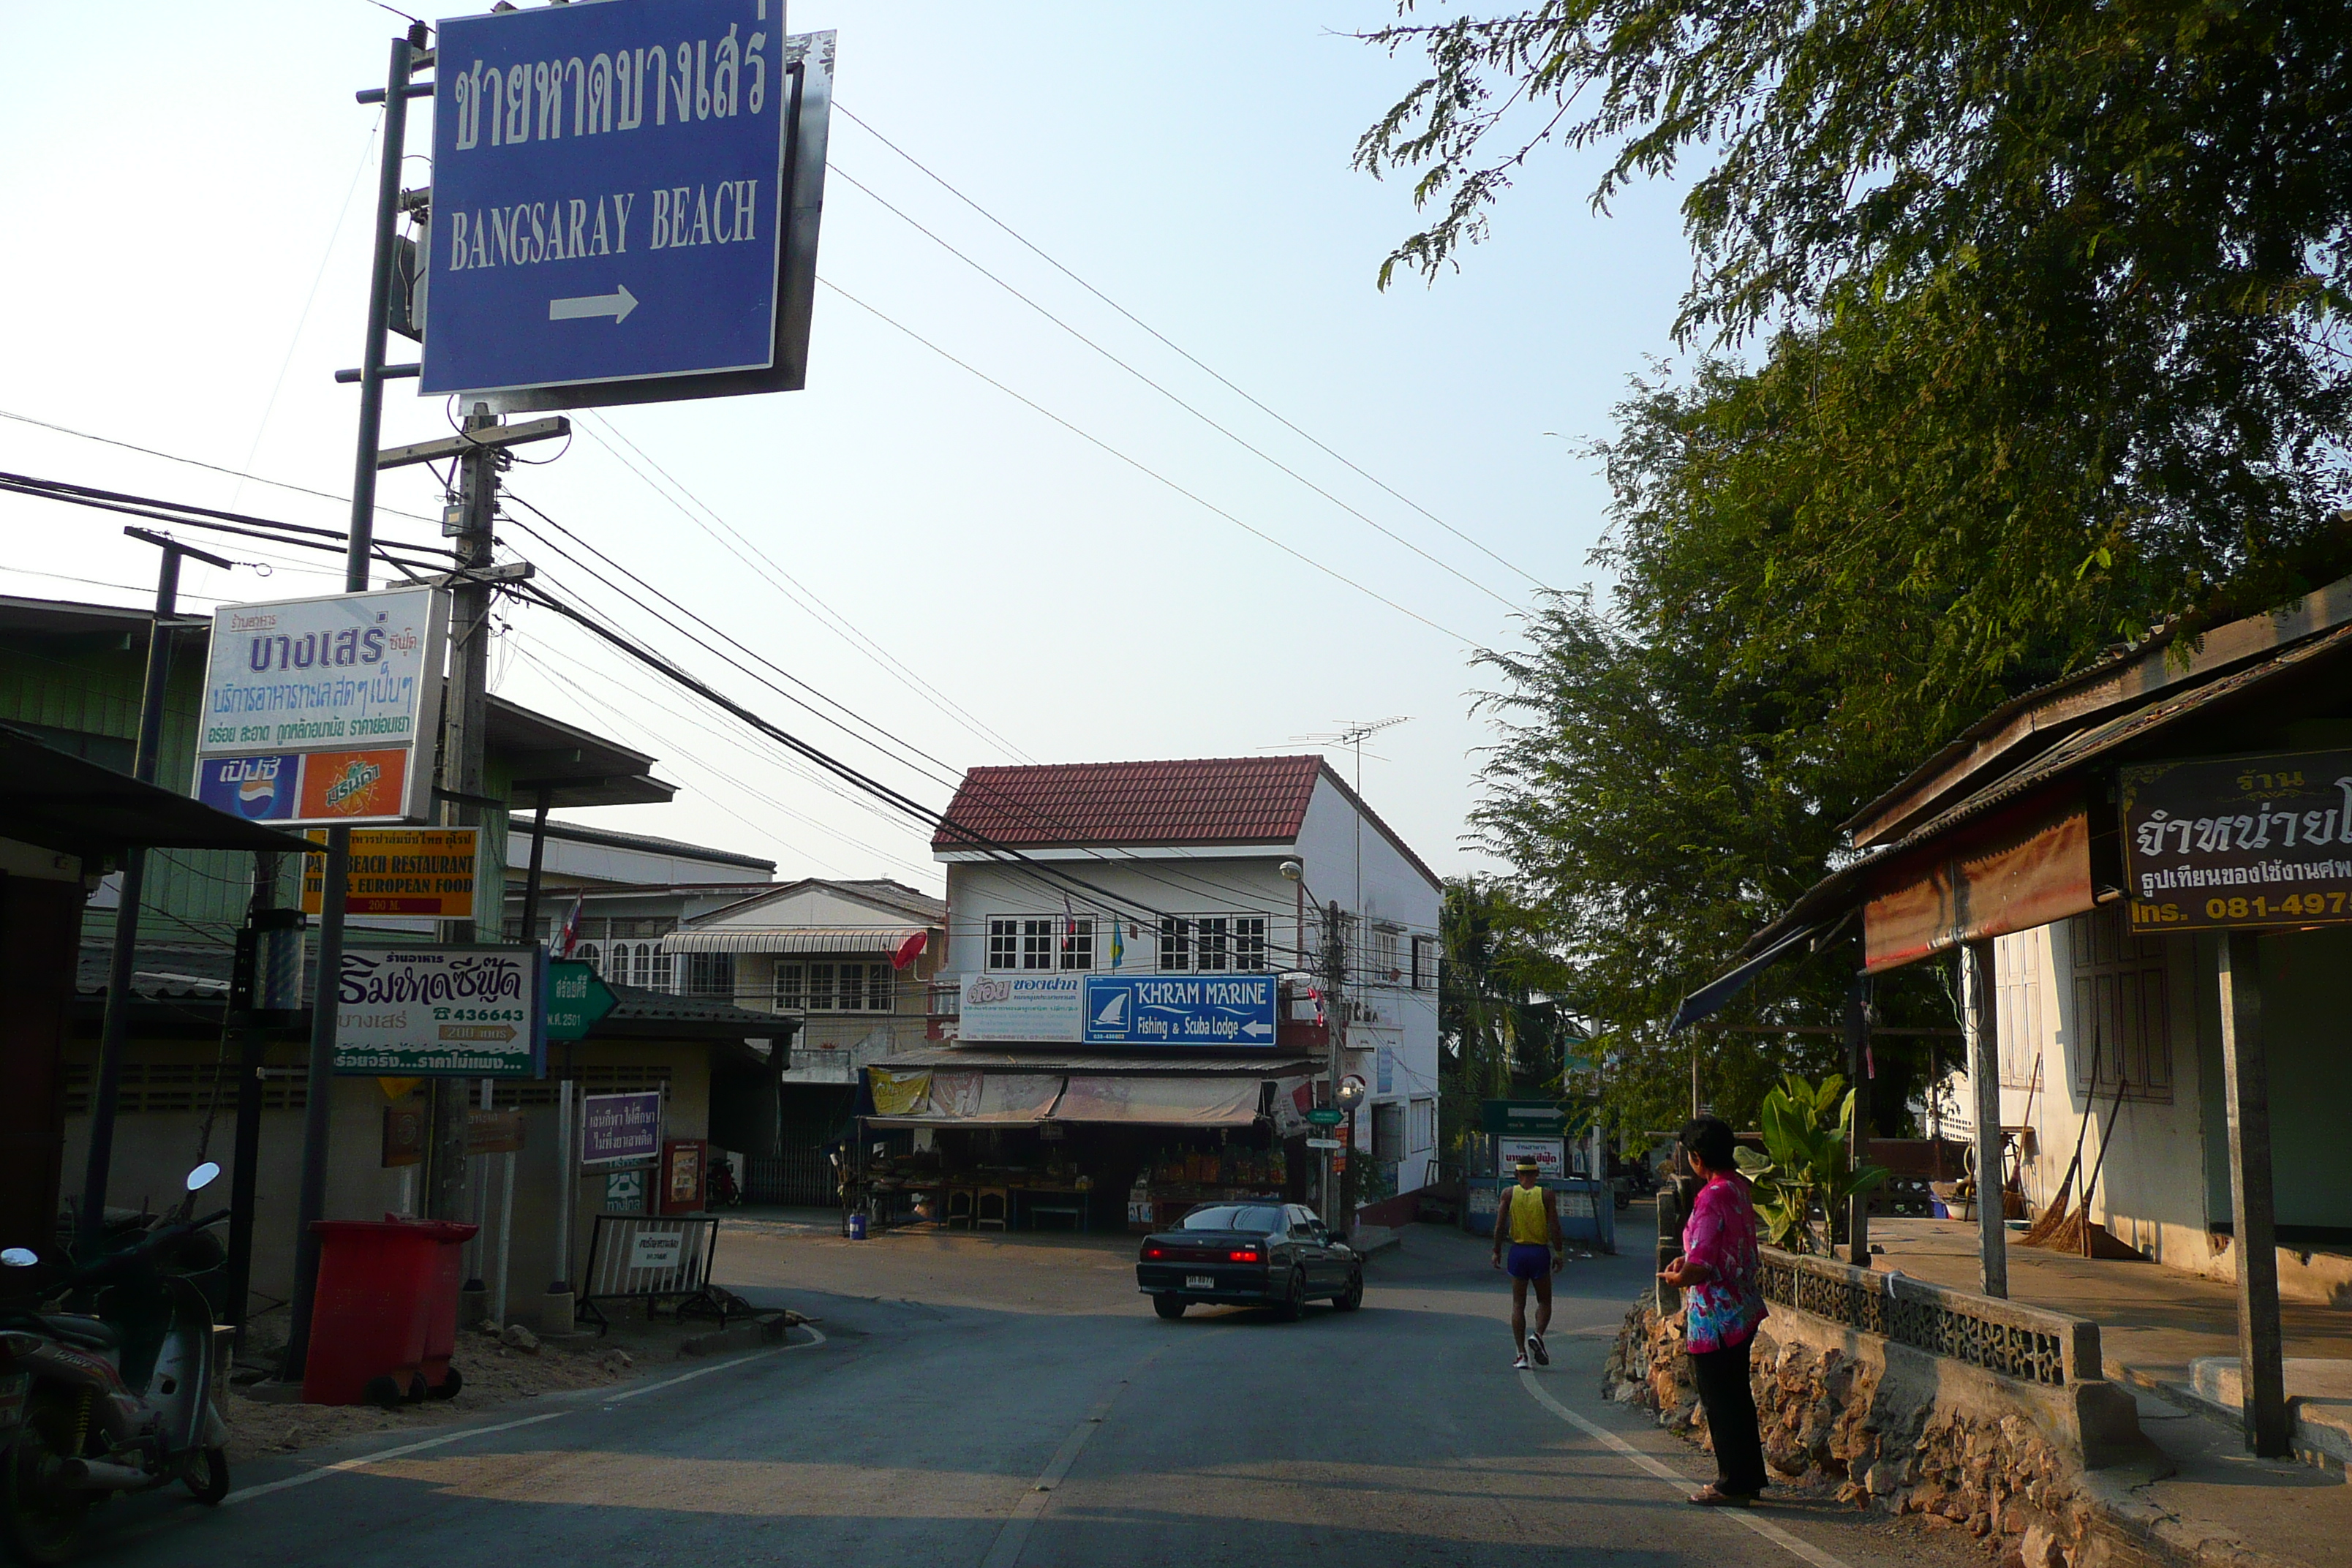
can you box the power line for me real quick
[834,101,1552,592]
[573,414,1037,765]
[830,162,1520,609]
[818,277,1479,647]
[501,490,1385,935]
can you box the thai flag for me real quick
[557,891,586,957]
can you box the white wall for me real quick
[937,772,1444,1193]
[1988,920,2216,1273]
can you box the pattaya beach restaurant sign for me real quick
[192,587,449,827]
[331,944,546,1078]
[955,972,1083,1043]
[2120,747,2352,932]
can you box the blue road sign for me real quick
[423,0,791,397]
[1083,975,1280,1048]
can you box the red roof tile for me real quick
[934,755,1326,851]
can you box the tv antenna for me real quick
[1288,716,1410,791]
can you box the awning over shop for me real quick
[867,1068,1065,1126]
[663,926,931,954]
[1054,1075,1263,1126]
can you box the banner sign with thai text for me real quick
[193,587,448,826]
[581,1090,664,1165]
[332,943,546,1077]
[2120,748,2352,930]
[301,827,478,917]
[955,972,1083,1043]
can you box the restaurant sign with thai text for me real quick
[2119,748,2352,931]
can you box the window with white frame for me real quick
[1409,1097,1437,1152]
[987,917,1093,971]
[774,960,896,1012]
[1160,914,1271,972]
[1410,935,1435,991]
[1369,925,1402,984]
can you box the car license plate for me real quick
[1184,1274,1215,1290]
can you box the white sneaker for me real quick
[1512,1352,1530,1370]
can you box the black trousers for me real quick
[1687,1337,1768,1496]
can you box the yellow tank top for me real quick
[1507,1183,1550,1244]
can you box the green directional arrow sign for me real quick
[1304,1107,1345,1127]
[545,959,619,1043]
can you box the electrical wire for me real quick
[571,414,1036,765]
[831,161,1519,609]
[500,494,1392,939]
[834,101,1552,592]
[817,277,1478,647]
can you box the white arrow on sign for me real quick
[1241,1020,1274,1038]
[549,283,638,324]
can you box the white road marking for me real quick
[980,1350,1163,1568]
[221,1323,829,1506]
[1518,1371,1857,1568]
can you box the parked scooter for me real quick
[0,1162,234,1564]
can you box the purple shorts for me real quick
[1505,1243,1553,1281]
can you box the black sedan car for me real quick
[1136,1202,1363,1320]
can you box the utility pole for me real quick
[80,527,234,1255]
[435,412,501,1327]
[282,26,424,1384]
[1322,898,1350,1226]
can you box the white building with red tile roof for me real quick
[925,755,1444,1199]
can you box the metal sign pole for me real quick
[80,529,232,1254]
[282,27,421,1384]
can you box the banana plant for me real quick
[1733,1073,1890,1254]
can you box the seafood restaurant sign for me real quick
[192,587,448,827]
[2120,747,2352,932]
[423,0,803,398]
[333,945,548,1078]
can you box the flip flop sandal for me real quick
[1687,1487,1752,1507]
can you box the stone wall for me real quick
[1605,1297,2155,1568]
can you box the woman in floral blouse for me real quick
[1656,1115,1769,1505]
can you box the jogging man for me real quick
[1490,1155,1564,1368]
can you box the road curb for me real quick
[679,1313,793,1357]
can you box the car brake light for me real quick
[1228,1249,1260,1263]
[1142,1245,1165,1260]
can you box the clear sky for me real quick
[0,1,1698,894]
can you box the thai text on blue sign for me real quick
[581,1090,664,1164]
[423,0,791,396]
[1083,975,1278,1047]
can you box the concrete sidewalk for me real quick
[1870,1217,2351,1568]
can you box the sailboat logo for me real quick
[1092,990,1128,1029]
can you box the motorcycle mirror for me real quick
[0,1248,36,1267]
[185,1161,222,1194]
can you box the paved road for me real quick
[86,1218,1980,1567]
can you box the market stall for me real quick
[851,1051,1319,1235]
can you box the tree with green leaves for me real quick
[1437,877,1572,1161]
[1376,0,2352,1131]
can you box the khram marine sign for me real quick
[1082,975,1278,1047]
[423,0,830,402]
[2120,748,2352,931]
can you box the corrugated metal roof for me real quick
[660,927,927,954]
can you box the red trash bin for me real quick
[302,1218,478,1406]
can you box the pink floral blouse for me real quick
[1680,1172,1766,1354]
